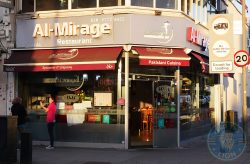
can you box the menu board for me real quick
[94,92,112,107]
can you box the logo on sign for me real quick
[62,94,80,103]
[144,21,174,44]
[207,123,246,161]
[156,85,171,98]
[212,17,230,35]
[49,49,78,60]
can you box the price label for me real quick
[234,50,249,67]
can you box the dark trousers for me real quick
[47,122,55,147]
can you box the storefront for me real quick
[4,14,213,148]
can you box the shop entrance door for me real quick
[153,80,178,148]
[129,80,153,148]
[128,78,178,148]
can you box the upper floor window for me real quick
[72,0,96,8]
[22,0,34,13]
[72,0,125,8]
[131,0,177,9]
[131,0,153,7]
[156,0,176,9]
[22,0,125,12]
[37,0,68,11]
[99,0,125,7]
[20,0,193,14]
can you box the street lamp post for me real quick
[241,0,248,143]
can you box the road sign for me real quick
[209,14,234,73]
[234,50,249,67]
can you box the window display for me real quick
[19,71,123,125]
[94,92,112,107]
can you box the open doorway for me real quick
[129,80,153,148]
[128,75,178,148]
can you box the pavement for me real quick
[4,123,250,164]
[11,134,250,164]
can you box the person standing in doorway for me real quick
[40,94,56,150]
[11,97,27,147]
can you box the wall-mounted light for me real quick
[155,10,162,16]
[95,75,101,81]
[131,50,139,56]
[184,48,192,54]
[31,13,39,19]
[95,9,103,15]
[83,74,88,81]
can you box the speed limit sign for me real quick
[234,50,250,67]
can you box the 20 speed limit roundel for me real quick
[234,50,249,67]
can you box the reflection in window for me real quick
[156,0,176,9]
[37,0,68,11]
[131,0,153,7]
[72,0,96,9]
[100,0,125,7]
[22,0,34,12]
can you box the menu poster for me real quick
[94,92,112,107]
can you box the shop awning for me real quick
[191,52,209,73]
[4,47,123,72]
[134,47,191,67]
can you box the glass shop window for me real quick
[20,71,123,125]
[36,0,68,11]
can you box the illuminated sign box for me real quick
[102,115,110,124]
[87,114,101,123]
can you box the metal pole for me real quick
[242,0,248,143]
[124,50,129,149]
[176,67,180,148]
[220,73,224,122]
